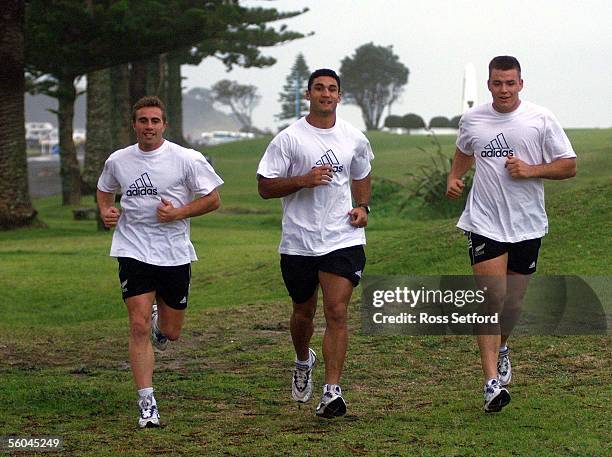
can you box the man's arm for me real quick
[257,165,334,199]
[156,189,221,223]
[97,189,121,228]
[505,157,576,180]
[446,148,475,199]
[348,173,371,228]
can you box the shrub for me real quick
[402,113,426,129]
[429,116,451,128]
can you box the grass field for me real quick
[1,129,610,456]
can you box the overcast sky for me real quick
[182,0,612,131]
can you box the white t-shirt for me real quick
[97,140,223,266]
[456,101,576,242]
[257,117,374,256]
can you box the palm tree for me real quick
[0,0,37,229]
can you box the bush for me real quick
[408,133,473,218]
[449,115,461,129]
[384,115,403,128]
[429,116,451,128]
[402,113,426,129]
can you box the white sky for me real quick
[182,0,612,131]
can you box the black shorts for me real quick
[280,245,366,304]
[117,257,191,310]
[467,232,542,275]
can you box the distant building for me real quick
[199,131,255,146]
[25,122,86,154]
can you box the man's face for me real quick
[133,107,166,151]
[487,68,523,113]
[306,76,341,115]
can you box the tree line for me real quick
[2,2,415,231]
[384,114,462,130]
[1,0,309,229]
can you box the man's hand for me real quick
[299,165,333,188]
[101,206,121,228]
[446,177,465,199]
[348,207,368,228]
[157,197,180,222]
[505,157,533,179]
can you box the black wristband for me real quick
[358,203,370,214]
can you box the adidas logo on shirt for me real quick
[125,172,158,197]
[481,133,514,158]
[314,149,344,172]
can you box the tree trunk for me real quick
[165,50,187,146]
[82,68,112,195]
[0,0,37,229]
[146,55,161,96]
[110,64,131,150]
[130,59,148,106]
[57,76,81,205]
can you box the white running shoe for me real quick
[291,348,316,403]
[497,347,512,387]
[315,384,347,418]
[151,304,168,351]
[138,394,160,428]
[483,379,511,413]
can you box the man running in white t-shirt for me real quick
[257,69,374,418]
[97,96,223,427]
[446,56,576,412]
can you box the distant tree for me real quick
[402,113,426,129]
[165,6,311,143]
[384,115,403,129]
[211,79,261,132]
[449,115,462,129]
[0,0,37,228]
[277,53,310,121]
[340,43,409,130]
[429,116,452,128]
[26,0,309,205]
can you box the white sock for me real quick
[324,384,342,394]
[138,387,155,403]
[296,351,313,367]
[485,378,498,387]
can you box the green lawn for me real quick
[0,129,610,456]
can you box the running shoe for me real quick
[315,384,347,418]
[291,348,316,403]
[138,394,160,428]
[497,347,512,387]
[151,304,168,351]
[483,378,511,413]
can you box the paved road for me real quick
[28,154,83,198]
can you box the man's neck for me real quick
[138,139,165,152]
[306,113,336,129]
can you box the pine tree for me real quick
[277,53,310,121]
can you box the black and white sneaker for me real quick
[497,347,512,387]
[292,348,316,402]
[483,379,511,413]
[138,394,160,428]
[315,384,347,418]
[151,304,168,351]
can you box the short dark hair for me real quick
[488,56,521,79]
[132,96,167,123]
[307,69,341,91]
